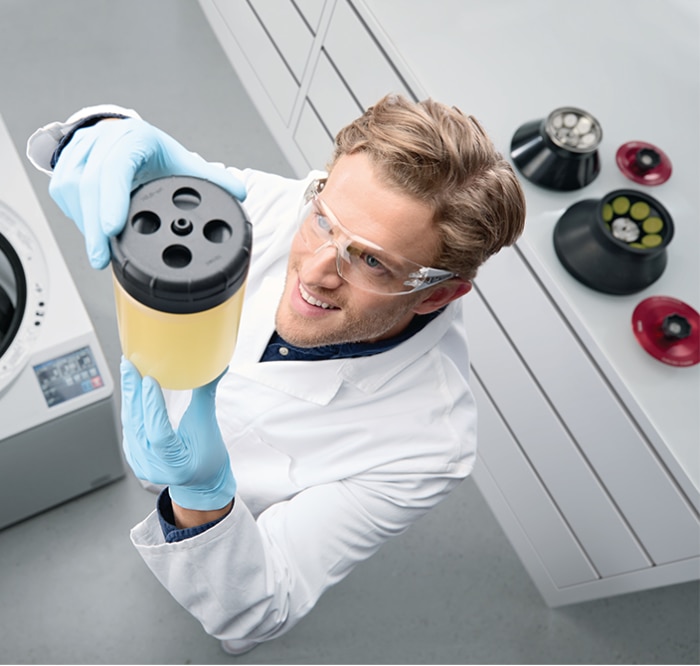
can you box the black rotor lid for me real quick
[110,176,252,314]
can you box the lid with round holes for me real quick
[110,176,252,314]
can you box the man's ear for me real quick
[412,279,472,315]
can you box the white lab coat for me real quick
[28,112,478,653]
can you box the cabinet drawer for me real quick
[307,50,363,138]
[249,0,314,82]
[463,287,652,577]
[324,0,414,108]
[294,99,335,170]
[470,375,599,588]
[475,246,700,565]
[213,0,299,123]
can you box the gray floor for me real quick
[0,1,698,664]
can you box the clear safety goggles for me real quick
[297,179,456,296]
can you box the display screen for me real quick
[33,346,104,407]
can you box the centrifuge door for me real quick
[0,230,26,363]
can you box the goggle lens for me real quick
[297,179,455,296]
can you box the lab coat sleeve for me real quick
[130,454,465,647]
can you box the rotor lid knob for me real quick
[635,147,662,172]
[661,314,691,340]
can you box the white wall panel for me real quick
[307,51,363,138]
[463,287,651,577]
[470,375,599,588]
[294,0,327,32]
[213,0,299,123]
[475,248,700,565]
[324,0,414,107]
[294,100,334,170]
[249,0,314,82]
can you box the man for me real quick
[28,94,525,654]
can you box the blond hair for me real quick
[330,95,526,281]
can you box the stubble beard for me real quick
[274,272,419,349]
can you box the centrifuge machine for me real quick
[0,113,123,530]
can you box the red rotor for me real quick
[632,296,699,366]
[616,141,672,186]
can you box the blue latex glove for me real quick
[49,118,247,269]
[120,358,236,512]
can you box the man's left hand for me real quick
[120,358,236,513]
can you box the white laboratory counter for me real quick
[200,0,699,605]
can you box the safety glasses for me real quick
[297,179,455,296]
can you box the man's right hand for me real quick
[48,117,247,269]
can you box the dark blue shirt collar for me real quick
[260,309,443,362]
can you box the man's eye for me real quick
[315,214,332,233]
[347,246,388,274]
[362,253,387,273]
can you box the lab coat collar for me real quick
[230,275,457,405]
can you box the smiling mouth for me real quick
[299,283,339,310]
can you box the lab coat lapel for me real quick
[230,274,459,405]
[337,301,459,392]
[230,275,346,405]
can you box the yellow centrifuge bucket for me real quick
[112,276,246,389]
[110,176,252,390]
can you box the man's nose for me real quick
[301,241,344,288]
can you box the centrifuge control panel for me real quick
[33,346,104,408]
